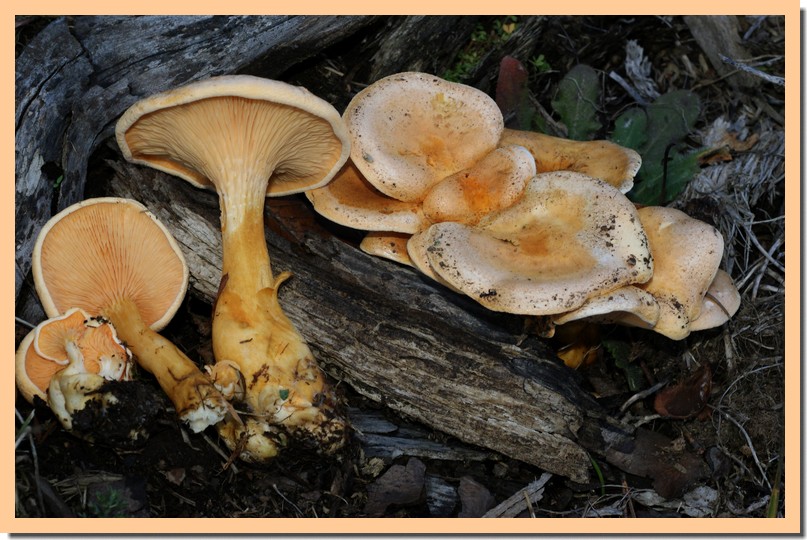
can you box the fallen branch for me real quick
[719,55,785,86]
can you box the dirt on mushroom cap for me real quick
[413,171,653,316]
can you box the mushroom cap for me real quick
[359,232,414,267]
[405,230,465,293]
[412,171,653,315]
[498,128,641,193]
[32,197,189,331]
[552,285,660,329]
[344,71,504,202]
[421,145,537,225]
[34,307,88,364]
[689,269,741,332]
[116,74,350,197]
[631,206,724,340]
[15,308,132,404]
[17,329,55,404]
[306,160,427,234]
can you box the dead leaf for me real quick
[164,467,186,486]
[363,458,426,516]
[458,476,497,517]
[495,55,532,130]
[654,364,712,419]
[604,428,710,499]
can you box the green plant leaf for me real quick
[628,146,704,205]
[602,339,645,391]
[602,339,631,368]
[551,64,601,141]
[611,107,647,150]
[613,89,703,205]
[642,90,701,153]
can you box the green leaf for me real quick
[628,147,703,205]
[612,89,703,205]
[551,64,602,141]
[602,339,645,391]
[602,339,631,367]
[611,107,647,151]
[643,90,701,151]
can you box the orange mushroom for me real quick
[116,75,349,460]
[15,307,133,430]
[621,206,726,340]
[497,128,641,193]
[688,269,741,332]
[408,171,653,316]
[32,197,229,433]
[343,71,504,202]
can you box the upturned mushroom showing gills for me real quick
[689,269,741,332]
[16,307,133,431]
[306,160,428,234]
[32,198,229,433]
[115,75,350,461]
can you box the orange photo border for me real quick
[6,1,801,535]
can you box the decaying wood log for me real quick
[16,15,710,495]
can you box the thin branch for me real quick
[719,55,785,86]
[709,405,772,490]
[608,71,650,106]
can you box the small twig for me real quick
[200,432,239,475]
[608,71,650,106]
[726,495,771,516]
[749,233,785,274]
[16,408,44,513]
[483,473,552,518]
[709,405,771,490]
[527,93,567,137]
[621,479,636,518]
[626,413,662,429]
[523,490,536,518]
[719,55,785,86]
[619,380,667,414]
[723,330,736,374]
[742,16,767,41]
[272,483,304,517]
[15,316,36,330]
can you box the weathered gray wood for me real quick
[683,16,759,89]
[15,19,93,297]
[366,16,480,82]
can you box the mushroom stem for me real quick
[219,194,276,291]
[210,188,346,461]
[104,296,229,433]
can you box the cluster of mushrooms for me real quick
[307,72,741,342]
[15,71,740,461]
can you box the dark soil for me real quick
[14,15,786,520]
